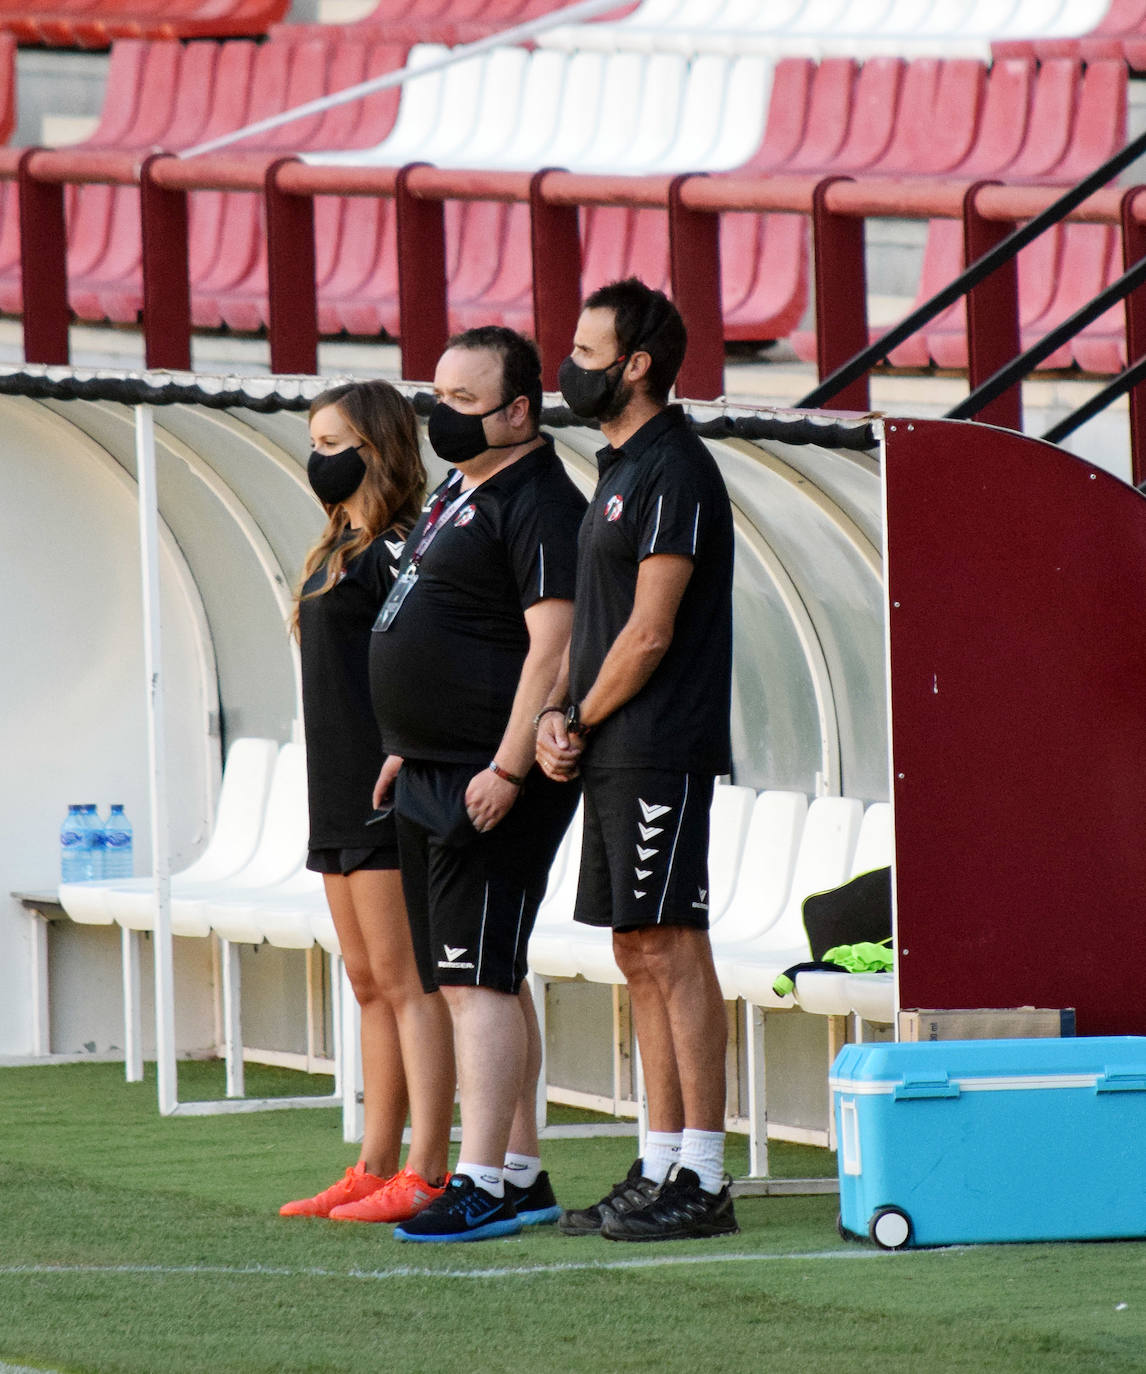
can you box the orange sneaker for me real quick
[279,1162,388,1218]
[330,1166,449,1223]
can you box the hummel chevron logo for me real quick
[638,799,671,822]
[444,945,467,962]
[636,845,658,861]
[385,539,405,561]
[634,868,652,881]
[638,823,663,841]
[699,889,707,901]
[633,890,647,899]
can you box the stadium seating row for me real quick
[276,0,636,48]
[539,0,1110,57]
[0,0,1139,63]
[994,0,1146,65]
[3,37,1126,371]
[58,740,894,1064]
[0,0,287,47]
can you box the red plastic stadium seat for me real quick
[0,39,181,316]
[0,0,288,47]
[204,40,407,334]
[929,60,1128,373]
[792,56,1127,376]
[0,37,406,325]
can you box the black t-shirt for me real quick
[298,528,405,848]
[370,439,586,764]
[569,406,734,774]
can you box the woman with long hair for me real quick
[280,380,455,1223]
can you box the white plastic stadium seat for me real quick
[713,795,863,1006]
[162,743,310,938]
[792,801,893,1015]
[525,800,585,978]
[846,970,894,1024]
[58,736,279,925]
[109,742,308,937]
[206,864,324,947]
[707,789,807,947]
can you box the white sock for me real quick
[503,1152,541,1189]
[680,1128,725,1194]
[642,1131,682,1185]
[454,1160,504,1198]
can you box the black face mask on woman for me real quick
[557,354,629,420]
[307,445,366,505]
[427,399,523,465]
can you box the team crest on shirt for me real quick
[604,494,624,522]
[454,504,477,527]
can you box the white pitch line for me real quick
[0,1249,919,1284]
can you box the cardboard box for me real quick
[898,1008,1075,1042]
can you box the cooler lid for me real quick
[830,1035,1146,1096]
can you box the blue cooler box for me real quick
[831,1036,1146,1248]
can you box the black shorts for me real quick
[574,766,714,932]
[306,842,400,875]
[395,761,581,995]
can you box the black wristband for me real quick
[532,705,566,729]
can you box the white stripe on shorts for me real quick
[655,775,690,924]
[476,881,490,984]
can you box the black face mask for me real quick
[428,399,517,465]
[307,445,366,505]
[558,354,628,420]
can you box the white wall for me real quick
[0,397,216,1054]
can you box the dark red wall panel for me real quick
[885,418,1146,1035]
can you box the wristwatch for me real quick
[565,702,594,737]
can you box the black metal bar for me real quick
[1041,355,1146,445]
[797,126,1146,410]
[946,254,1146,420]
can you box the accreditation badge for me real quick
[373,564,418,632]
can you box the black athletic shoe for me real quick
[504,1170,562,1226]
[600,1166,739,1242]
[557,1158,661,1236]
[394,1174,522,1243]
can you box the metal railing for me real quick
[4,130,1146,479]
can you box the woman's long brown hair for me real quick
[290,380,426,636]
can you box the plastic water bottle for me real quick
[87,804,106,880]
[101,804,134,880]
[60,805,94,882]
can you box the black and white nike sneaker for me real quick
[394,1174,522,1243]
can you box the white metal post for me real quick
[746,1001,769,1178]
[340,960,363,1144]
[221,937,244,1098]
[527,970,548,1133]
[121,927,143,1082]
[135,404,176,1115]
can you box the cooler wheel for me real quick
[868,1206,912,1250]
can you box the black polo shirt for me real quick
[370,438,586,765]
[569,405,733,775]
[299,528,405,848]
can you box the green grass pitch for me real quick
[0,1061,1143,1373]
